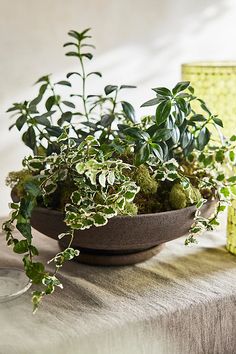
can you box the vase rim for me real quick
[182,61,236,68]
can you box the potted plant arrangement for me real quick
[2,29,236,312]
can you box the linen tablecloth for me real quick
[0,214,236,354]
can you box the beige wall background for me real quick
[0,0,235,216]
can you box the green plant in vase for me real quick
[2,29,236,312]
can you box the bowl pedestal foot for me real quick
[59,242,165,266]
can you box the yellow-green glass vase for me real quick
[226,200,236,255]
[182,62,236,255]
[182,62,236,137]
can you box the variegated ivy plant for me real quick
[2,29,236,311]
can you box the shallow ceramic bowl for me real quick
[31,200,216,266]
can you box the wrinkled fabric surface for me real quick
[0,215,236,354]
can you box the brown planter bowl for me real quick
[30,200,217,266]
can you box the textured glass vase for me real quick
[182,62,236,137]
[182,62,236,254]
[226,200,236,255]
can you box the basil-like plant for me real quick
[2,29,236,312]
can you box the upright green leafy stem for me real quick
[64,29,95,121]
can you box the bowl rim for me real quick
[33,199,216,220]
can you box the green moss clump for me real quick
[119,201,138,216]
[6,170,34,200]
[169,183,201,210]
[133,165,158,195]
[131,165,161,214]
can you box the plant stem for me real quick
[80,60,89,120]
[107,89,118,140]
[49,82,78,136]
[78,43,89,121]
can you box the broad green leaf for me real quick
[68,30,80,40]
[63,42,79,48]
[13,240,29,254]
[104,85,118,95]
[117,197,126,210]
[190,114,207,122]
[103,206,116,216]
[45,96,55,111]
[26,262,45,284]
[196,127,210,150]
[82,121,97,129]
[175,97,190,115]
[172,81,190,95]
[35,75,50,84]
[217,204,226,212]
[30,96,42,108]
[212,116,223,127]
[217,173,225,181]
[6,104,20,113]
[107,171,115,185]
[29,245,39,256]
[93,213,107,226]
[76,162,86,174]
[228,176,236,183]
[71,191,81,204]
[22,126,36,150]
[135,143,151,165]
[151,144,164,161]
[98,172,106,187]
[216,150,224,163]
[229,150,235,162]
[120,85,136,89]
[181,132,192,149]
[34,115,51,127]
[16,115,27,131]
[87,71,102,77]
[80,28,91,37]
[197,98,212,115]
[66,72,81,78]
[220,187,230,198]
[171,126,180,144]
[141,97,164,107]
[66,51,79,57]
[58,111,72,126]
[56,80,71,87]
[16,223,32,242]
[152,128,172,142]
[82,53,93,60]
[124,191,136,200]
[155,100,171,126]
[122,127,143,140]
[121,101,136,123]
[35,111,56,120]
[231,186,236,195]
[152,87,172,96]
[230,135,236,142]
[85,171,97,185]
[100,114,114,127]
[46,126,63,137]
[62,101,76,109]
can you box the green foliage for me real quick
[3,28,236,312]
[3,133,139,312]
